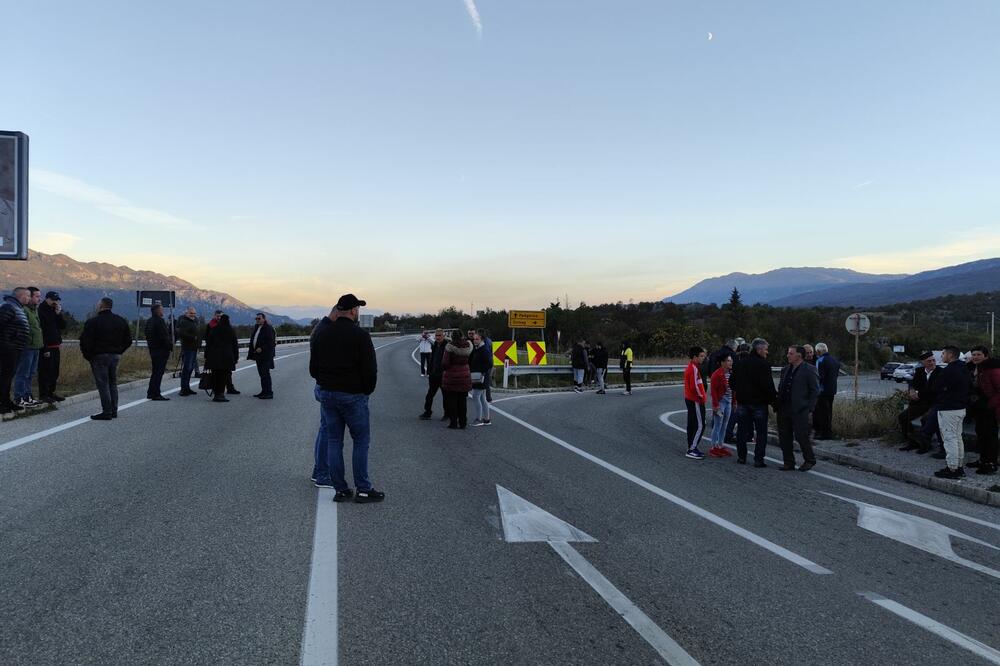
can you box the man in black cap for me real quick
[37,290,67,403]
[144,302,173,400]
[310,293,383,503]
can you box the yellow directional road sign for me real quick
[527,341,547,365]
[493,341,518,366]
[509,310,546,329]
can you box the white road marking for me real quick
[301,490,338,666]
[660,410,1000,533]
[0,349,310,455]
[490,404,832,574]
[826,492,1000,580]
[496,486,700,666]
[859,592,1000,665]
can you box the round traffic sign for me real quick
[846,313,871,335]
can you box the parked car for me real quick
[880,362,902,380]
[892,363,918,383]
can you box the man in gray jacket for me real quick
[776,345,820,471]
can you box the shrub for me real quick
[832,392,907,440]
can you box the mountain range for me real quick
[1,250,297,325]
[665,258,1000,308]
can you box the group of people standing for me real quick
[684,338,840,471]
[1,287,67,419]
[570,339,634,395]
[898,346,1000,479]
[418,328,493,428]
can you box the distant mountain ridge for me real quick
[771,258,1000,307]
[0,250,296,325]
[665,267,907,305]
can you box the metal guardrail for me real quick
[61,336,311,349]
[502,364,786,388]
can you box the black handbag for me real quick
[198,370,213,391]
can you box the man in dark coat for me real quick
[205,309,240,395]
[310,293,383,503]
[931,346,971,479]
[0,287,31,418]
[813,342,841,439]
[176,306,201,396]
[730,337,777,467]
[37,291,67,403]
[419,328,448,420]
[776,345,820,471]
[248,312,277,399]
[899,352,941,451]
[571,340,588,392]
[144,303,173,400]
[80,297,133,420]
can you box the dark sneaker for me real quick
[967,460,984,469]
[90,413,113,421]
[419,412,432,420]
[51,394,66,402]
[931,451,947,460]
[257,393,274,399]
[440,414,449,421]
[179,389,197,396]
[977,463,997,476]
[799,461,816,472]
[226,388,241,395]
[934,467,965,479]
[333,489,354,502]
[753,461,767,468]
[779,464,796,471]
[355,489,385,503]
[149,395,170,401]
[685,448,705,460]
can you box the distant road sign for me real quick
[846,313,871,335]
[137,290,176,308]
[509,310,546,329]
[0,131,29,261]
[893,345,905,353]
[493,340,517,366]
[527,341,547,366]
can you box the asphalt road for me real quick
[2,338,999,665]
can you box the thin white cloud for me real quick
[31,231,82,254]
[31,168,199,230]
[834,229,1000,274]
[852,180,873,190]
[462,0,483,36]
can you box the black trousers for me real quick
[778,409,815,466]
[424,375,443,415]
[622,367,632,392]
[899,404,933,439]
[685,399,705,450]
[813,394,834,436]
[420,353,431,374]
[256,359,273,394]
[972,406,999,465]
[213,370,232,397]
[38,347,61,397]
[147,349,170,398]
[443,390,467,427]
[0,348,19,409]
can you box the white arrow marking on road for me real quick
[824,492,1000,580]
[859,592,1000,665]
[496,486,701,666]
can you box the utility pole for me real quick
[990,311,996,349]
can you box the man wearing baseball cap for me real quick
[37,291,67,403]
[309,293,383,503]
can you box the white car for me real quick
[892,363,918,383]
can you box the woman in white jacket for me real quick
[418,331,434,376]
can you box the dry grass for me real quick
[831,393,906,440]
[44,347,188,397]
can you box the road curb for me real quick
[764,434,1000,508]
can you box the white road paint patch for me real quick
[492,405,832,574]
[825,493,1000,580]
[497,485,595,543]
[301,490,338,666]
[859,592,1000,665]
[659,410,1000,533]
[496,486,700,666]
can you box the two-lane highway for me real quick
[3,337,999,664]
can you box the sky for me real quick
[5,1,1000,317]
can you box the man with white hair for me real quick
[813,342,841,439]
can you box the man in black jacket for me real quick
[310,293,383,503]
[932,346,971,479]
[144,303,173,400]
[248,312,276,399]
[80,297,133,420]
[571,340,588,392]
[419,328,448,420]
[730,337,777,467]
[176,306,201,396]
[813,342,841,439]
[0,287,31,418]
[899,352,941,451]
[37,291,67,403]
[776,345,820,471]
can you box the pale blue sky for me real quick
[6,1,1000,314]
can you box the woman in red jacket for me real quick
[709,355,735,458]
[441,330,473,429]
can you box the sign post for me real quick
[509,310,546,366]
[846,313,871,400]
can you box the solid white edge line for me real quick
[549,540,701,666]
[859,592,1000,665]
[301,490,338,666]
[659,410,1000,533]
[490,404,832,574]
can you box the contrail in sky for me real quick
[463,0,483,36]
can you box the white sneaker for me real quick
[621,391,631,396]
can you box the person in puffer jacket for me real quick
[1,288,32,417]
[441,330,472,429]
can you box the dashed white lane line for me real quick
[0,349,309,455]
[659,410,1000,533]
[859,592,1000,665]
[489,404,833,575]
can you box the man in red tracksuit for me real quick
[684,346,708,459]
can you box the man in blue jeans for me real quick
[730,338,777,467]
[309,293,383,503]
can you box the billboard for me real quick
[0,131,29,260]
